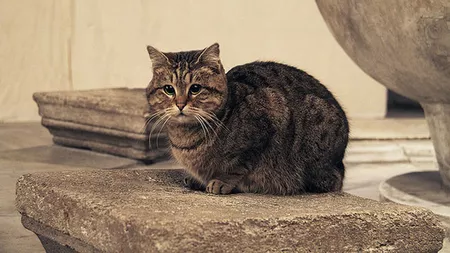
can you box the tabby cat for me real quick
[145,43,349,195]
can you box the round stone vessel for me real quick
[315,0,450,189]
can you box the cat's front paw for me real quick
[183,176,205,191]
[206,179,235,195]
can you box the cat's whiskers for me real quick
[195,109,229,135]
[197,114,218,139]
[156,114,172,149]
[140,110,166,134]
[133,110,168,149]
[197,109,229,133]
[187,108,219,140]
[138,118,149,135]
[149,110,172,149]
[148,116,165,149]
[193,115,209,140]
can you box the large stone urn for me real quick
[315,0,450,226]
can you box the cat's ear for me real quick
[195,43,221,66]
[146,45,171,68]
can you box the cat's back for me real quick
[226,61,331,98]
[226,61,347,121]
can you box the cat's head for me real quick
[145,43,227,125]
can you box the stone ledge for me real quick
[16,169,445,252]
[33,88,148,133]
[33,88,169,161]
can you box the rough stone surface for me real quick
[33,88,169,161]
[379,171,450,237]
[16,169,445,253]
[315,0,450,188]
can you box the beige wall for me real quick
[0,0,386,122]
[0,0,72,122]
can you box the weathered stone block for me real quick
[16,169,445,252]
[33,88,169,161]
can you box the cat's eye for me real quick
[189,84,202,95]
[163,85,175,96]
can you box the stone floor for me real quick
[0,121,448,252]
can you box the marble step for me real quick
[345,140,436,164]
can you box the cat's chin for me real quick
[169,115,198,126]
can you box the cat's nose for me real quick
[176,103,186,111]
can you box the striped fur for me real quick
[145,43,349,195]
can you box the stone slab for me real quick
[43,118,169,161]
[33,88,147,132]
[33,88,169,161]
[16,169,445,252]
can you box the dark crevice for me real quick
[386,89,424,118]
